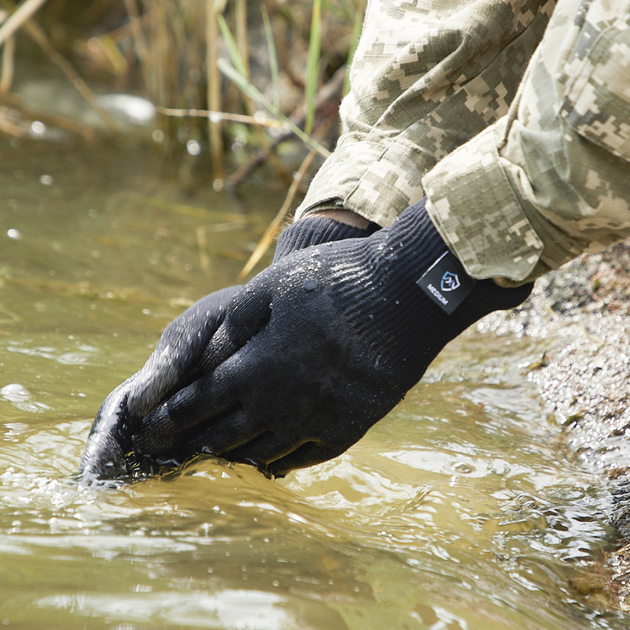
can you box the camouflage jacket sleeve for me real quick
[296,0,630,285]
[423,0,630,284]
[295,0,556,225]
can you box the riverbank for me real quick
[482,240,630,607]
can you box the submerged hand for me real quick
[79,216,371,481]
[132,200,533,477]
[78,286,241,481]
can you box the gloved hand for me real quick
[78,286,241,481]
[131,199,533,478]
[78,216,373,482]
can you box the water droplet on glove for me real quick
[303,278,318,291]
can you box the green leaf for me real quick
[304,0,321,136]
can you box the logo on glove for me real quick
[417,251,477,315]
[440,271,460,292]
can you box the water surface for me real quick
[0,140,627,629]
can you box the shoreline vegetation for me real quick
[0,0,365,266]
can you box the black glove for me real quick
[78,216,373,481]
[78,286,242,481]
[273,215,376,261]
[132,199,533,478]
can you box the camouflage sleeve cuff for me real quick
[422,126,546,284]
[294,132,434,227]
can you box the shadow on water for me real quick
[1,140,629,629]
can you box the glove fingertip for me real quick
[78,433,127,482]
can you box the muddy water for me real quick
[0,140,628,629]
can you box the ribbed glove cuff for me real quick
[274,217,374,261]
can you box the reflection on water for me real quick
[0,140,628,629]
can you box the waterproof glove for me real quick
[273,215,375,261]
[131,199,533,478]
[78,286,241,481]
[79,217,372,481]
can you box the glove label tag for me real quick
[417,251,477,315]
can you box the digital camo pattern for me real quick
[298,0,630,284]
[425,0,630,283]
[296,0,556,226]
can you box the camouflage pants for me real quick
[296,0,630,284]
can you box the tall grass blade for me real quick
[218,58,331,158]
[304,0,321,136]
[235,0,249,78]
[0,34,15,106]
[207,0,224,184]
[217,14,247,78]
[261,5,280,111]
